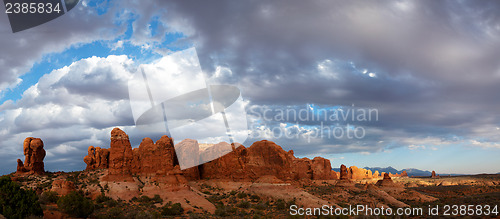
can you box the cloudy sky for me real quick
[1,0,499,175]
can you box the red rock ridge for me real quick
[84,128,337,182]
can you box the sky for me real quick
[1,0,500,175]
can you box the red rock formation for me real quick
[84,128,337,182]
[331,170,338,180]
[199,142,232,164]
[51,180,76,196]
[85,146,110,170]
[17,137,45,174]
[375,173,397,187]
[136,136,176,175]
[291,158,313,180]
[199,144,248,180]
[401,170,408,177]
[336,164,354,187]
[349,166,367,179]
[431,170,438,178]
[339,164,349,180]
[108,128,134,176]
[311,157,335,180]
[175,139,200,170]
[87,128,182,182]
[200,140,336,181]
[16,159,27,173]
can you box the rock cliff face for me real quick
[17,137,45,175]
[86,128,182,182]
[199,140,336,181]
[84,128,336,182]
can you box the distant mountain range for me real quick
[332,166,434,177]
[365,167,433,177]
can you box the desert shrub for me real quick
[0,176,43,218]
[95,194,112,203]
[214,203,237,217]
[237,200,250,208]
[57,191,94,218]
[230,190,238,196]
[228,196,237,204]
[215,204,229,217]
[275,199,286,210]
[133,210,155,219]
[106,207,124,218]
[250,194,260,202]
[152,194,163,204]
[252,201,267,210]
[132,195,163,206]
[39,191,59,204]
[237,192,247,199]
[189,212,204,219]
[161,201,184,216]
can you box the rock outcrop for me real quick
[348,166,375,180]
[401,170,408,177]
[108,128,134,176]
[339,164,349,180]
[84,146,110,170]
[336,164,354,187]
[84,128,336,182]
[17,137,45,175]
[376,173,397,187]
[431,170,439,178]
[200,140,336,181]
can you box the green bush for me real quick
[57,191,94,218]
[39,191,59,204]
[0,176,43,218]
[161,201,184,216]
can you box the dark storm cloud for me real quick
[157,0,500,151]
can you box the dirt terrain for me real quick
[6,170,499,218]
